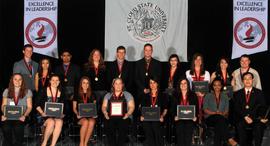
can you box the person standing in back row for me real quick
[13,44,39,91]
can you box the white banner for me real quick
[24,0,58,58]
[232,0,268,59]
[105,0,188,61]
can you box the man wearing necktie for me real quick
[107,46,133,93]
[233,72,268,146]
[13,44,39,91]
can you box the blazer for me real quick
[54,63,81,87]
[233,87,267,123]
[140,92,168,113]
[106,60,133,92]
[135,57,162,92]
[13,59,39,90]
[162,65,185,90]
[83,66,108,91]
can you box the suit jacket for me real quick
[13,59,39,90]
[135,57,162,93]
[162,65,185,90]
[54,63,81,87]
[233,87,266,123]
[106,60,133,92]
[141,92,168,113]
[83,66,108,91]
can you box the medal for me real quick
[95,77,98,81]
[168,81,173,89]
[245,105,249,109]
[29,74,32,78]
[118,74,121,78]
[63,63,70,83]
[145,72,148,76]
[223,86,227,90]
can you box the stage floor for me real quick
[1,126,270,146]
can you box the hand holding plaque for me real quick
[44,102,64,118]
[192,81,209,94]
[3,105,24,120]
[177,105,195,120]
[110,102,123,116]
[78,103,97,118]
[141,107,160,121]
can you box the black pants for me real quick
[206,115,229,146]
[237,120,265,146]
[1,120,25,146]
[104,118,130,146]
[175,120,194,146]
[142,121,163,146]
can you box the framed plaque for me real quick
[78,103,97,117]
[110,102,123,116]
[3,105,23,120]
[44,102,64,118]
[222,86,233,99]
[177,105,195,120]
[142,107,160,121]
[192,81,209,93]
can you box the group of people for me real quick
[0,43,269,146]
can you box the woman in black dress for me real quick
[36,74,65,146]
[73,76,96,146]
[34,57,53,92]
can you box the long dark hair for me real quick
[84,49,106,71]
[7,73,27,99]
[38,58,52,78]
[190,53,205,75]
[168,54,180,68]
[176,77,191,98]
[215,56,231,78]
[78,76,92,98]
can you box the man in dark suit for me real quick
[135,43,162,101]
[54,50,81,99]
[54,50,81,123]
[107,46,133,92]
[234,72,268,146]
[13,44,39,91]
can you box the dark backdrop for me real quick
[1,0,270,104]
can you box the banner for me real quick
[24,0,58,58]
[232,0,268,59]
[105,0,188,61]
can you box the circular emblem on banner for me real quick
[234,17,265,49]
[25,17,57,48]
[126,3,167,43]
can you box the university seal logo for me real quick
[127,2,167,43]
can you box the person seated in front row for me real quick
[233,72,268,146]
[140,76,168,146]
[73,76,96,146]
[1,73,33,146]
[171,78,198,146]
[102,78,135,146]
[204,78,231,146]
[36,74,65,146]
